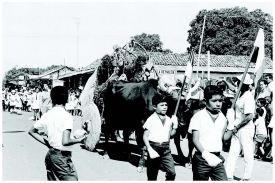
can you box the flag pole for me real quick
[197,15,206,78]
[174,75,187,115]
[174,49,194,115]
[231,46,255,109]
[207,51,210,80]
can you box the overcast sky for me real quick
[1,1,273,77]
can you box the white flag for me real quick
[251,28,265,86]
[184,50,195,80]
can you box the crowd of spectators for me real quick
[2,85,83,120]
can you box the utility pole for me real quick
[76,18,80,70]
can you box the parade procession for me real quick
[1,2,273,181]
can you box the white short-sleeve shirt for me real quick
[267,81,273,93]
[254,117,267,135]
[143,112,172,143]
[188,108,227,152]
[235,91,255,129]
[34,106,74,151]
[257,89,270,100]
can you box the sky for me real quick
[1,0,273,78]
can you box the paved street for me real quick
[2,111,273,181]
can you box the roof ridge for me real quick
[82,53,273,71]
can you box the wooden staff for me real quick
[174,75,187,115]
[231,46,255,109]
[174,50,194,115]
[197,15,207,77]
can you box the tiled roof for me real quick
[58,69,94,79]
[149,52,273,69]
[82,59,102,71]
[40,66,74,76]
[81,52,273,71]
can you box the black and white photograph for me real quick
[1,0,273,181]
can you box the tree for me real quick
[2,65,75,87]
[187,7,273,58]
[133,33,173,53]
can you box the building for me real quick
[30,66,75,88]
[58,52,273,89]
[59,59,101,88]
[149,52,273,80]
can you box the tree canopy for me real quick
[2,65,75,87]
[187,7,273,58]
[133,33,173,53]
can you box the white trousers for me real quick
[225,128,255,179]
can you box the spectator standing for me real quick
[4,88,9,111]
[257,80,270,100]
[32,87,41,121]
[225,74,255,181]
[2,90,6,111]
[65,90,74,115]
[9,90,16,114]
[265,74,273,93]
[264,92,273,163]
[15,91,22,115]
[27,90,32,112]
[22,91,28,112]
[256,98,267,120]
[40,84,51,116]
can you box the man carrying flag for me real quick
[225,28,265,181]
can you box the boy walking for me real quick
[28,86,86,181]
[188,85,234,180]
[143,94,178,180]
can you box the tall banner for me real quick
[184,49,195,81]
[251,28,265,87]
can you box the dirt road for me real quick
[2,111,273,181]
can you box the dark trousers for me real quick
[192,152,227,181]
[147,141,176,181]
[45,148,78,181]
[22,101,27,111]
[2,100,5,111]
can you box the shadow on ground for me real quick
[2,131,26,133]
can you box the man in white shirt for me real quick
[225,74,255,181]
[186,78,204,101]
[188,85,234,180]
